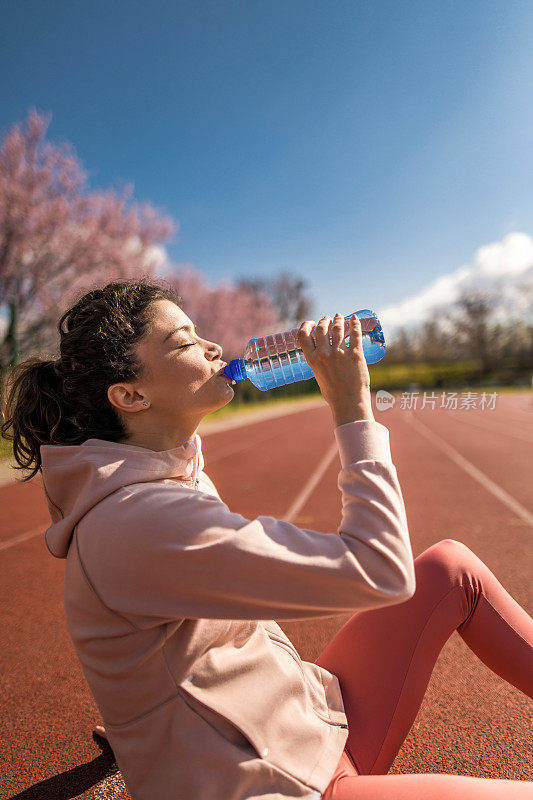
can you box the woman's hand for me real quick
[297,313,374,425]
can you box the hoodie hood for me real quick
[40,435,205,559]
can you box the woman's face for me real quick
[109,299,234,445]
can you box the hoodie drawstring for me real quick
[188,439,200,490]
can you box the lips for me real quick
[216,362,236,384]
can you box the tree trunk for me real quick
[5,301,19,367]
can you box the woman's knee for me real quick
[415,538,477,585]
[426,538,473,560]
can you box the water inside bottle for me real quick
[245,311,385,390]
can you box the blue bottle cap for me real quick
[224,359,246,381]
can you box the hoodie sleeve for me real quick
[76,420,416,627]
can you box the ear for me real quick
[107,383,147,414]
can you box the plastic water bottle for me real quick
[223,309,385,391]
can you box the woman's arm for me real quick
[76,420,415,627]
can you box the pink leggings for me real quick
[315,539,533,799]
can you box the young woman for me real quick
[2,279,532,800]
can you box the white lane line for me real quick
[447,413,533,445]
[283,441,339,523]
[0,526,44,553]
[404,413,533,528]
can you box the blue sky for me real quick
[1,0,533,333]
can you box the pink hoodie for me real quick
[40,419,415,800]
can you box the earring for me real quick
[142,401,149,407]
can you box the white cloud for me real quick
[141,243,170,272]
[123,236,171,273]
[379,232,533,333]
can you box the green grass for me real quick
[0,437,13,460]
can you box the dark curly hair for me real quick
[1,278,182,481]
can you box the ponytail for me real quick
[0,278,182,482]
[1,357,65,481]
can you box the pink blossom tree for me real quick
[0,108,301,394]
[167,265,283,361]
[0,109,176,367]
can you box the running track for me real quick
[0,392,532,798]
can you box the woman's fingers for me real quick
[297,319,317,356]
[315,316,333,353]
[330,312,345,349]
[298,314,347,355]
[349,313,363,356]
[297,311,372,420]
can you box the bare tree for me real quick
[236,270,314,329]
[451,291,496,373]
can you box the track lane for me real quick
[0,394,531,798]
[401,402,533,515]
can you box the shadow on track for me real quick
[6,732,119,800]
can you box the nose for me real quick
[205,340,223,360]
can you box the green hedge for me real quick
[368,360,532,390]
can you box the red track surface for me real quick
[1,392,532,798]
